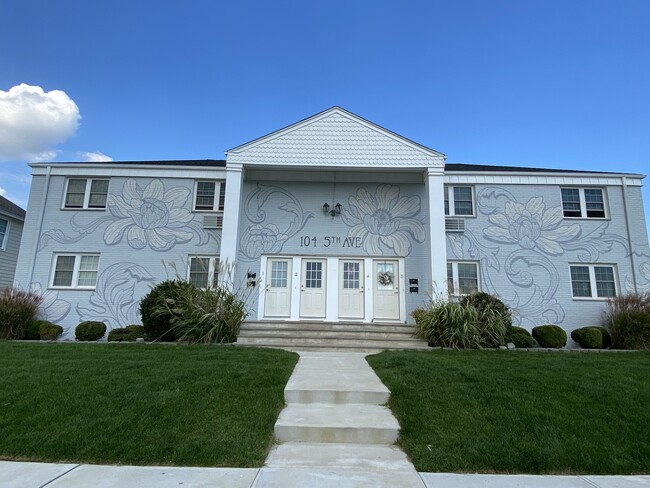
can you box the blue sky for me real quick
[1,0,649,232]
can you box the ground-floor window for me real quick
[50,254,100,289]
[188,256,219,289]
[447,261,479,296]
[570,264,617,299]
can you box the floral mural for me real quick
[39,179,214,251]
[342,184,425,256]
[29,283,71,324]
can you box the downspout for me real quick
[28,165,52,285]
[621,176,638,293]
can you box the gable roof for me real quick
[0,195,26,220]
[226,106,446,168]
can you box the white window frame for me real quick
[447,261,480,297]
[193,180,226,212]
[62,178,110,210]
[187,255,220,289]
[49,253,100,289]
[561,187,608,219]
[444,185,475,217]
[569,264,618,300]
[0,218,8,250]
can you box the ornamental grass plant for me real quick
[0,288,42,340]
[603,292,650,349]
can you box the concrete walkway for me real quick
[1,351,649,487]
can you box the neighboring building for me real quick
[13,107,650,340]
[0,195,26,288]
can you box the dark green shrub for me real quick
[154,284,249,344]
[75,321,107,341]
[27,320,64,340]
[508,333,539,349]
[598,327,612,348]
[140,280,194,341]
[108,325,145,342]
[571,327,603,349]
[532,325,567,348]
[415,299,507,349]
[602,292,650,350]
[508,326,531,337]
[459,292,512,328]
[0,288,42,340]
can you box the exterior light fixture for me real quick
[322,202,342,217]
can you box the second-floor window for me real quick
[194,181,226,212]
[561,188,606,219]
[0,218,8,249]
[444,186,474,216]
[64,178,109,209]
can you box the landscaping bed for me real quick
[367,350,650,474]
[0,342,298,467]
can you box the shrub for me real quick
[459,292,512,328]
[508,326,531,337]
[415,299,507,349]
[602,292,650,350]
[153,284,248,344]
[571,327,603,349]
[107,325,145,342]
[532,325,567,348]
[140,280,194,342]
[26,320,64,340]
[75,321,107,341]
[508,333,539,349]
[411,307,427,325]
[598,327,612,348]
[0,288,42,340]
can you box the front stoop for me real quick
[259,351,426,488]
[236,321,429,352]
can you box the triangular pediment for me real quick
[226,107,445,168]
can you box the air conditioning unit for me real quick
[445,218,465,232]
[202,214,223,229]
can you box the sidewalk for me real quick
[1,351,648,487]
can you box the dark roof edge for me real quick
[0,195,26,219]
[444,163,645,178]
[29,159,226,168]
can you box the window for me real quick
[194,181,226,212]
[444,186,474,216]
[270,261,288,288]
[51,254,100,288]
[188,256,219,288]
[64,178,109,209]
[561,188,606,218]
[570,264,617,299]
[447,261,479,296]
[0,218,7,250]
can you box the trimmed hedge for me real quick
[508,333,538,349]
[459,292,512,328]
[532,325,567,348]
[26,320,64,340]
[509,326,531,337]
[107,325,145,342]
[75,321,107,341]
[140,280,194,342]
[571,327,605,349]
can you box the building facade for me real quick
[14,107,650,341]
[0,195,25,288]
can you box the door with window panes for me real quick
[300,259,326,318]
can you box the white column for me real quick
[219,162,244,289]
[425,167,448,299]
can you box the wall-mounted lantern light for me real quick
[322,202,342,217]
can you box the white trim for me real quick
[187,255,220,289]
[193,180,226,212]
[444,185,476,217]
[426,168,449,298]
[49,253,100,290]
[0,217,8,250]
[446,260,481,297]
[219,163,244,289]
[569,263,618,300]
[32,165,227,179]
[561,187,609,220]
[444,173,644,186]
[62,178,110,210]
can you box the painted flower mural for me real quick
[240,224,289,259]
[483,197,580,255]
[104,179,200,251]
[342,184,425,256]
[29,282,71,324]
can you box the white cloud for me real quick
[0,83,80,162]
[0,187,6,197]
[79,151,113,162]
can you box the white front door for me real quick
[300,258,327,318]
[373,259,400,320]
[264,258,292,317]
[339,259,364,319]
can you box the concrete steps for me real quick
[236,321,429,352]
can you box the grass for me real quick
[367,350,650,474]
[0,342,298,467]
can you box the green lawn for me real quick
[367,350,650,474]
[0,342,298,467]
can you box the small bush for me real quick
[508,326,531,337]
[75,321,107,341]
[602,292,650,350]
[26,320,64,340]
[532,325,567,348]
[411,307,427,325]
[0,288,42,340]
[459,292,512,328]
[571,327,603,349]
[140,280,194,342]
[415,299,507,349]
[508,333,539,349]
[108,325,145,342]
[598,327,612,348]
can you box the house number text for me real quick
[299,235,362,248]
